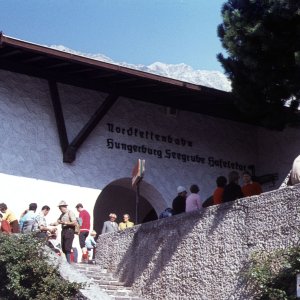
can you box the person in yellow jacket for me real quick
[118,214,134,230]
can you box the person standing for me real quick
[0,203,19,233]
[19,203,38,233]
[185,184,203,213]
[223,171,244,202]
[172,186,187,215]
[119,214,134,230]
[212,176,227,205]
[35,205,56,239]
[102,213,118,234]
[51,201,77,264]
[241,171,263,197]
[75,203,91,262]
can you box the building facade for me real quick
[0,36,299,237]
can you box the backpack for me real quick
[74,217,82,234]
[21,219,36,233]
[74,220,80,235]
[20,211,38,234]
[159,208,174,219]
[67,211,80,235]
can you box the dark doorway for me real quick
[94,182,158,235]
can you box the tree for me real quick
[217,0,300,129]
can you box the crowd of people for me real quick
[0,200,135,264]
[1,166,299,263]
[0,201,94,263]
[169,171,263,217]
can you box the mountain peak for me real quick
[50,45,231,92]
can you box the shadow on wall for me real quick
[99,197,238,289]
[112,198,253,292]
[115,213,201,287]
[93,178,165,235]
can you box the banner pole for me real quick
[135,181,140,225]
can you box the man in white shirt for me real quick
[35,205,56,238]
[101,213,118,234]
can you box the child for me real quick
[85,230,97,262]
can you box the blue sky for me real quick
[1,0,226,71]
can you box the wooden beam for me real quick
[22,56,45,64]
[46,62,71,69]
[48,80,69,153]
[64,93,119,163]
[0,49,22,58]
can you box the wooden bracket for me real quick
[48,80,118,163]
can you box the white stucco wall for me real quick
[0,68,299,223]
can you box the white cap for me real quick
[58,200,68,207]
[177,186,186,193]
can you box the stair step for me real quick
[86,273,115,277]
[104,290,136,296]
[73,265,107,272]
[74,270,117,278]
[72,264,145,300]
[97,285,131,290]
[114,297,144,300]
[92,280,125,286]
[110,297,144,300]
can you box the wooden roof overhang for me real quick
[0,33,239,162]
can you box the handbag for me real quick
[74,218,81,235]
[67,211,80,235]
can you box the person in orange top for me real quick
[213,176,227,205]
[241,171,263,197]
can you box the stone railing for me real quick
[95,185,300,300]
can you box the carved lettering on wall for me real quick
[107,123,193,147]
[106,123,251,171]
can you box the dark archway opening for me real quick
[94,183,158,236]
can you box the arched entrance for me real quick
[94,178,166,235]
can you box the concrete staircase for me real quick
[73,263,144,300]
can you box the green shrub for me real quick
[247,247,300,300]
[0,233,82,300]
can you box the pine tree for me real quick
[217,0,300,129]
